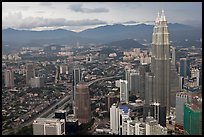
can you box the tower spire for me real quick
[160,9,166,21]
[155,11,160,24]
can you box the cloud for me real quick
[122,21,140,24]
[69,3,109,13]
[35,11,45,13]
[19,6,29,10]
[39,2,52,7]
[2,12,107,29]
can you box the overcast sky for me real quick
[2,2,202,32]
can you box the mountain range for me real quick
[2,23,202,53]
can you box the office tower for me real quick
[143,103,166,127]
[60,64,68,74]
[170,46,176,66]
[55,110,67,121]
[118,79,129,103]
[145,116,167,135]
[184,103,202,135]
[175,92,188,126]
[75,83,91,123]
[66,114,79,135]
[129,71,140,96]
[180,58,190,78]
[72,67,81,101]
[26,63,35,85]
[170,64,180,107]
[144,72,154,105]
[151,10,171,116]
[33,118,65,135]
[110,104,120,134]
[191,68,200,86]
[4,69,14,88]
[179,75,184,90]
[55,65,61,83]
[125,69,131,93]
[139,63,150,100]
[105,92,119,112]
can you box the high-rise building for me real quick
[4,69,14,88]
[55,65,61,83]
[179,75,185,90]
[60,64,68,74]
[33,118,65,135]
[110,104,120,135]
[75,82,91,124]
[65,114,79,135]
[151,10,171,116]
[180,58,190,78]
[184,103,202,135]
[55,110,67,122]
[170,46,176,66]
[129,71,140,96]
[105,92,119,112]
[145,116,167,135]
[72,67,81,101]
[139,63,150,100]
[26,63,35,85]
[191,68,200,86]
[175,92,189,126]
[30,77,44,88]
[118,80,129,103]
[144,72,154,105]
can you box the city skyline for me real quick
[2,2,202,31]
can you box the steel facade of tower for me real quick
[151,10,171,116]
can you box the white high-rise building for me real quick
[175,92,189,126]
[33,118,65,135]
[191,68,200,86]
[118,79,128,103]
[145,116,167,135]
[110,104,119,135]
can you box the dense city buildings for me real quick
[2,3,202,135]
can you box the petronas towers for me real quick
[151,10,171,116]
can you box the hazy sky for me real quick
[2,2,202,32]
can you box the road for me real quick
[87,75,123,86]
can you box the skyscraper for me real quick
[4,69,14,88]
[110,103,119,134]
[129,71,140,96]
[118,80,129,104]
[26,63,35,85]
[75,82,91,123]
[72,67,81,101]
[139,63,150,100]
[180,58,190,78]
[151,10,171,116]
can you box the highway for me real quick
[87,75,123,86]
